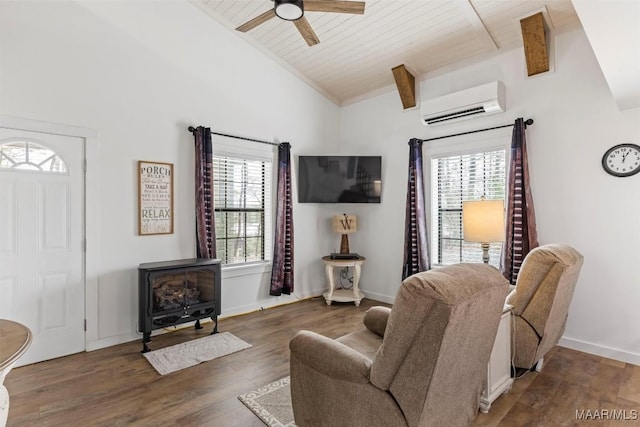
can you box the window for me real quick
[431,149,506,267]
[213,153,272,266]
[0,141,67,173]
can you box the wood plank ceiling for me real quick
[191,0,582,105]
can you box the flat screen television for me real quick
[298,155,382,203]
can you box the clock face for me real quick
[601,144,640,177]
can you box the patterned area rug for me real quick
[143,332,252,375]
[238,377,296,427]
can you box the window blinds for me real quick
[212,155,272,265]
[431,149,506,266]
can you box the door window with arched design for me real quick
[0,140,68,173]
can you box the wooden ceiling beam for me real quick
[520,12,549,76]
[391,65,416,109]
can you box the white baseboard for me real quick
[86,289,327,352]
[558,336,640,366]
[219,289,326,319]
[87,331,141,352]
[362,290,395,305]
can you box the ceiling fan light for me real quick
[275,0,304,21]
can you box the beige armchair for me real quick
[289,263,509,427]
[506,244,584,371]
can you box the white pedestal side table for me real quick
[322,256,366,306]
[480,304,513,413]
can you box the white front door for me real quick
[0,128,85,365]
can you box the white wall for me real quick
[572,0,640,110]
[339,28,640,364]
[0,0,339,350]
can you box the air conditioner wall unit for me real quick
[420,81,505,126]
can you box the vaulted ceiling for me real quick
[190,1,584,106]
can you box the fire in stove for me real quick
[152,273,202,311]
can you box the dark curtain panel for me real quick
[193,126,217,259]
[270,142,294,296]
[402,138,430,280]
[501,118,539,284]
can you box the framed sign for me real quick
[138,160,174,235]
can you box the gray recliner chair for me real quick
[506,243,584,371]
[289,263,509,427]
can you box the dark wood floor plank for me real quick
[4,297,637,426]
[619,364,640,405]
[589,363,626,404]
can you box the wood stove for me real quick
[138,258,221,353]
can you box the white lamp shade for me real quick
[332,215,357,234]
[462,199,505,243]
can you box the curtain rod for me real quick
[419,118,534,143]
[188,126,280,147]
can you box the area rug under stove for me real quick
[143,332,252,375]
[238,376,295,427]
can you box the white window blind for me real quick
[431,149,506,266]
[213,154,272,266]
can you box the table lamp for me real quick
[332,214,357,254]
[462,198,505,264]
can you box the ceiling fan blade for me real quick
[235,9,277,32]
[304,1,365,14]
[294,17,320,46]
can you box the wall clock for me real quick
[601,143,640,177]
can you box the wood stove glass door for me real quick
[150,268,215,313]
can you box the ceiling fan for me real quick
[235,0,366,47]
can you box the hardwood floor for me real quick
[5,297,640,427]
